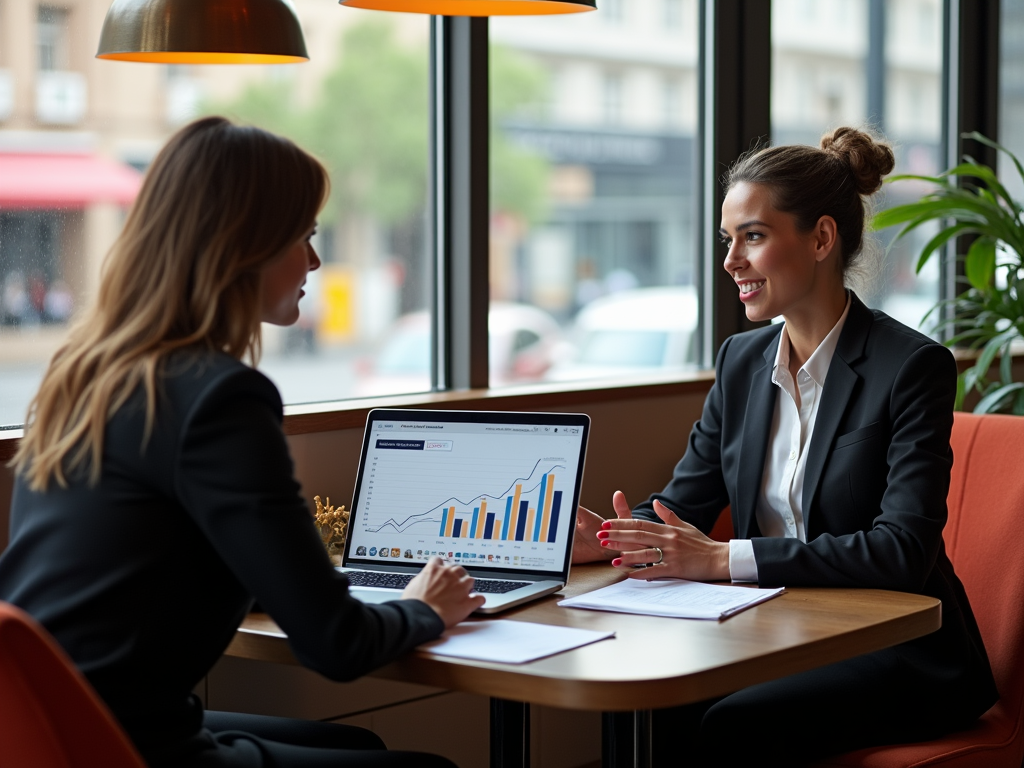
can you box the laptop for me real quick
[339,408,591,613]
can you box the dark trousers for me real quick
[159,711,458,768]
[652,647,979,768]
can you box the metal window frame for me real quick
[698,0,772,367]
[429,0,999,389]
[431,15,490,391]
[939,0,1000,318]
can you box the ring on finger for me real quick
[651,546,663,565]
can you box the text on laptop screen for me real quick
[347,418,586,573]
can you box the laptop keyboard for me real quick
[344,571,532,594]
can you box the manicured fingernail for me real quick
[601,541,610,547]
[612,558,622,566]
[601,521,612,529]
[596,530,609,539]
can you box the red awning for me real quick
[0,153,143,209]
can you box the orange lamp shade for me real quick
[96,0,309,64]
[339,0,596,15]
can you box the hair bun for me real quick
[820,127,895,196]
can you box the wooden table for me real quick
[228,565,941,768]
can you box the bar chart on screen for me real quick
[365,457,566,543]
[348,422,584,571]
[437,469,564,544]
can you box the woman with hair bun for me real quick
[0,117,483,767]
[573,127,997,765]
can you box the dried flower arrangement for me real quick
[313,495,349,564]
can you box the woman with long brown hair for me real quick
[1,117,482,768]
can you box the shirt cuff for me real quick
[729,539,758,583]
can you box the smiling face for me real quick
[260,226,321,326]
[719,181,841,326]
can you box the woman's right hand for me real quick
[402,557,486,628]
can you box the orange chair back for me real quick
[0,601,146,768]
[938,412,1024,762]
[816,412,1024,767]
[708,505,734,542]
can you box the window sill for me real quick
[0,370,716,461]
[951,343,1024,372]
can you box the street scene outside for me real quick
[3,0,1021,428]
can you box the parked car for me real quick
[545,286,699,382]
[352,302,562,397]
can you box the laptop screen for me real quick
[343,409,590,580]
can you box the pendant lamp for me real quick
[96,0,309,64]
[338,0,595,16]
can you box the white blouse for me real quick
[729,296,851,582]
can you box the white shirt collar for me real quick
[772,293,852,388]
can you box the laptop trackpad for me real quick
[348,587,403,605]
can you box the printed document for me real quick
[418,620,615,663]
[558,578,785,620]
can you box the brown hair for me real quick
[14,117,329,490]
[724,126,895,277]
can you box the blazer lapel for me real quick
[735,333,780,539]
[801,293,872,523]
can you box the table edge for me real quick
[227,590,941,711]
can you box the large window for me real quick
[488,0,701,387]
[0,0,1009,431]
[771,0,943,334]
[0,2,430,425]
[200,11,433,404]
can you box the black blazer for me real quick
[0,350,443,762]
[633,293,997,716]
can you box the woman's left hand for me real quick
[598,494,731,581]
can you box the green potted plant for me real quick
[874,132,1024,414]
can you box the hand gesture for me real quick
[598,497,730,581]
[571,492,635,564]
[402,557,486,627]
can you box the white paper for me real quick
[418,620,615,664]
[558,578,785,620]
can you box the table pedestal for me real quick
[489,698,654,768]
[490,698,530,768]
[602,710,652,768]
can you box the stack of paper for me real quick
[418,620,615,664]
[558,578,785,620]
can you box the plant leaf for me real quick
[872,199,958,231]
[914,222,976,273]
[962,365,981,394]
[973,327,1018,383]
[974,382,1024,414]
[887,172,948,186]
[965,237,997,290]
[1014,389,1024,416]
[880,192,1015,245]
[945,161,1015,211]
[963,131,1024,190]
[1001,338,1014,386]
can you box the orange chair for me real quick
[708,505,734,542]
[0,601,146,768]
[814,412,1024,767]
